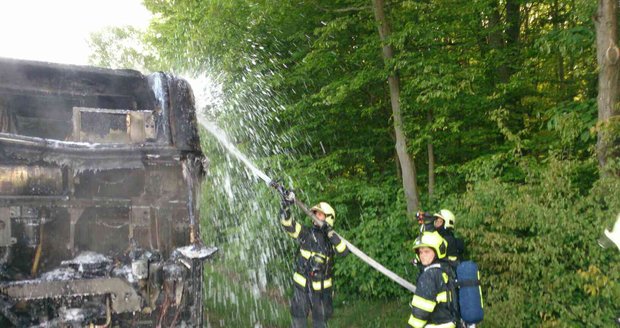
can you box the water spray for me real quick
[200,120,272,184]
[201,118,417,293]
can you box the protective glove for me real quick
[269,179,295,206]
[325,226,340,244]
[281,189,295,206]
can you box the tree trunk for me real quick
[504,0,520,81]
[427,110,435,199]
[372,0,420,214]
[487,1,509,84]
[594,0,620,170]
[552,0,566,98]
[505,0,520,47]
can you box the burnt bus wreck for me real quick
[0,58,216,327]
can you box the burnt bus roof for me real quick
[0,57,155,112]
[0,57,202,155]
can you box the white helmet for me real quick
[434,209,456,229]
[601,213,620,251]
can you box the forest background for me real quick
[88,0,620,327]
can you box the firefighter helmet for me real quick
[412,231,447,260]
[311,202,335,227]
[603,214,620,251]
[434,209,456,229]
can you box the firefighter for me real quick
[408,231,456,328]
[277,189,349,328]
[433,209,465,264]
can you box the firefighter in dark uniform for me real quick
[433,209,465,265]
[408,231,456,328]
[277,189,349,328]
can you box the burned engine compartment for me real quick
[0,58,216,327]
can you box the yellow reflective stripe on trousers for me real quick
[335,240,347,253]
[407,314,426,328]
[411,295,436,312]
[311,278,332,290]
[426,322,455,328]
[293,272,331,290]
[293,272,306,287]
[288,222,301,238]
[436,291,447,303]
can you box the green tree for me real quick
[90,0,620,325]
[88,26,163,71]
[372,0,420,214]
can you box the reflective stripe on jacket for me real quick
[280,209,349,291]
[437,228,464,263]
[408,263,455,328]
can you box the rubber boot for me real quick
[292,316,307,328]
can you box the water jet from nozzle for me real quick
[198,116,272,185]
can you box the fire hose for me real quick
[269,181,417,293]
[201,119,417,293]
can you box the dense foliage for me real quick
[91,0,620,326]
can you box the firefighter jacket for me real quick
[408,262,456,328]
[437,228,465,263]
[280,206,349,291]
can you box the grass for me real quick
[203,265,291,328]
[330,297,407,328]
[202,265,408,328]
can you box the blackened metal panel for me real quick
[167,77,202,151]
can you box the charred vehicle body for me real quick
[0,58,216,327]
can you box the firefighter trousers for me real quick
[290,285,333,328]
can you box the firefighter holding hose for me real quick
[271,182,349,328]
